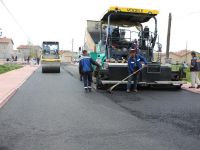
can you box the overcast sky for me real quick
[0,0,200,52]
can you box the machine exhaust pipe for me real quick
[166,13,172,63]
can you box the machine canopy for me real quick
[101,7,159,26]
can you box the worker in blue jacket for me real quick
[79,50,100,92]
[127,49,147,92]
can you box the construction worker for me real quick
[127,49,147,93]
[79,50,100,92]
[189,51,200,89]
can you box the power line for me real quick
[172,10,200,20]
[187,10,200,16]
[0,0,30,42]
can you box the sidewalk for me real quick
[0,65,39,108]
[181,83,200,94]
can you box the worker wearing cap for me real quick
[79,50,100,92]
[127,49,147,92]
[189,51,200,89]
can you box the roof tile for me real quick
[0,37,14,44]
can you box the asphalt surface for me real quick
[0,65,200,150]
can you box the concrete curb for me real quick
[181,81,200,94]
[181,86,200,94]
[0,66,38,108]
[0,88,18,108]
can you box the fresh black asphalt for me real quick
[0,65,200,150]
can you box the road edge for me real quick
[0,66,38,108]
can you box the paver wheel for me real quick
[42,67,46,73]
[56,67,60,73]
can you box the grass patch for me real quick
[185,68,191,82]
[0,64,23,74]
[183,68,200,83]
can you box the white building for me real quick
[0,37,14,59]
[17,45,42,60]
[60,50,78,63]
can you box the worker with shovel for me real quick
[127,49,147,93]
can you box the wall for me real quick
[0,42,14,59]
[61,51,77,63]
[154,52,200,65]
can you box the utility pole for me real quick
[72,38,74,52]
[166,13,172,61]
[71,38,74,63]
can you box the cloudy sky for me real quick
[0,0,200,52]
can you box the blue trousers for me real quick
[83,71,92,88]
[127,73,138,90]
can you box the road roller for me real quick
[41,41,61,73]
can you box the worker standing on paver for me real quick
[189,51,200,89]
[127,49,147,93]
[79,50,100,92]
